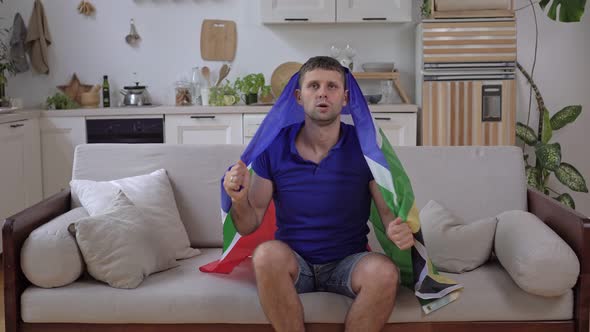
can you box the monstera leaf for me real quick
[535,143,561,171]
[550,105,582,130]
[539,0,586,22]
[555,163,589,192]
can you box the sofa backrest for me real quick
[71,144,526,248]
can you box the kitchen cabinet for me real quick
[0,119,43,250]
[243,112,417,146]
[261,0,335,23]
[261,0,412,23]
[336,0,412,23]
[40,117,86,198]
[243,114,267,145]
[165,114,243,145]
[373,112,417,146]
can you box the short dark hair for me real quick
[298,56,346,88]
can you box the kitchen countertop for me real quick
[0,109,40,124]
[2,104,418,120]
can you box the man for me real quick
[223,56,414,332]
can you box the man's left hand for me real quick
[386,217,415,250]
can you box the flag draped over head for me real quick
[200,68,463,314]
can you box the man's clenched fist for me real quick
[386,217,415,250]
[223,160,250,203]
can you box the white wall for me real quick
[2,0,417,107]
[515,0,590,216]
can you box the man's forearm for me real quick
[230,198,260,235]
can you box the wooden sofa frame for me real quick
[3,187,590,332]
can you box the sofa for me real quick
[3,143,590,332]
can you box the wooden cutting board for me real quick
[200,19,237,61]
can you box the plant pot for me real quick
[244,93,258,105]
[259,93,273,104]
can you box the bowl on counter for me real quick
[364,94,382,104]
[362,62,395,72]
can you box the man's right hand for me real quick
[223,160,250,203]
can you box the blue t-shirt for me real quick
[252,121,374,264]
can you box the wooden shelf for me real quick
[352,72,399,80]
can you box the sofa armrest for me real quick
[527,187,590,332]
[2,188,71,332]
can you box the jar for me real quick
[175,81,192,106]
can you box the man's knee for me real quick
[353,254,399,295]
[252,240,296,273]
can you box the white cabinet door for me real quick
[261,0,336,23]
[243,114,268,145]
[0,121,27,222]
[0,119,43,252]
[336,0,412,22]
[40,117,86,198]
[165,114,242,145]
[373,113,417,146]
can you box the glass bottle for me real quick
[191,67,202,105]
[102,75,110,107]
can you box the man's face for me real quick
[295,69,348,126]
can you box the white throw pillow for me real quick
[21,207,88,288]
[71,190,179,289]
[420,200,498,273]
[495,210,579,297]
[70,169,200,260]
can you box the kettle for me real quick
[120,82,152,106]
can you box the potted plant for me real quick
[46,92,79,110]
[259,85,274,104]
[513,1,587,209]
[0,9,16,107]
[234,73,265,105]
[209,79,239,107]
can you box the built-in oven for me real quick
[86,115,164,144]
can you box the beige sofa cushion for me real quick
[495,210,580,297]
[420,200,498,273]
[21,249,572,324]
[70,168,200,260]
[21,207,88,288]
[70,190,179,289]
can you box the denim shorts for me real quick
[292,251,372,299]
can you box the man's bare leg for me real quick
[345,254,399,332]
[252,240,304,332]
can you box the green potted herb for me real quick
[259,85,274,104]
[46,92,79,110]
[209,80,239,106]
[234,73,265,105]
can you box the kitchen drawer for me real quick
[165,114,242,145]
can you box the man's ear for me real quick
[295,89,303,105]
[343,89,349,106]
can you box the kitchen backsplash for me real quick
[2,0,418,108]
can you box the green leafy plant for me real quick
[516,63,587,209]
[209,79,239,107]
[0,10,16,102]
[234,73,265,95]
[46,93,79,110]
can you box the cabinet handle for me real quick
[190,115,216,119]
[9,123,24,128]
[374,117,391,121]
[363,17,387,21]
[285,18,309,21]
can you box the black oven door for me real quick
[86,118,164,144]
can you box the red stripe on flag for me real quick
[199,202,277,274]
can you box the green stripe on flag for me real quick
[222,214,237,252]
